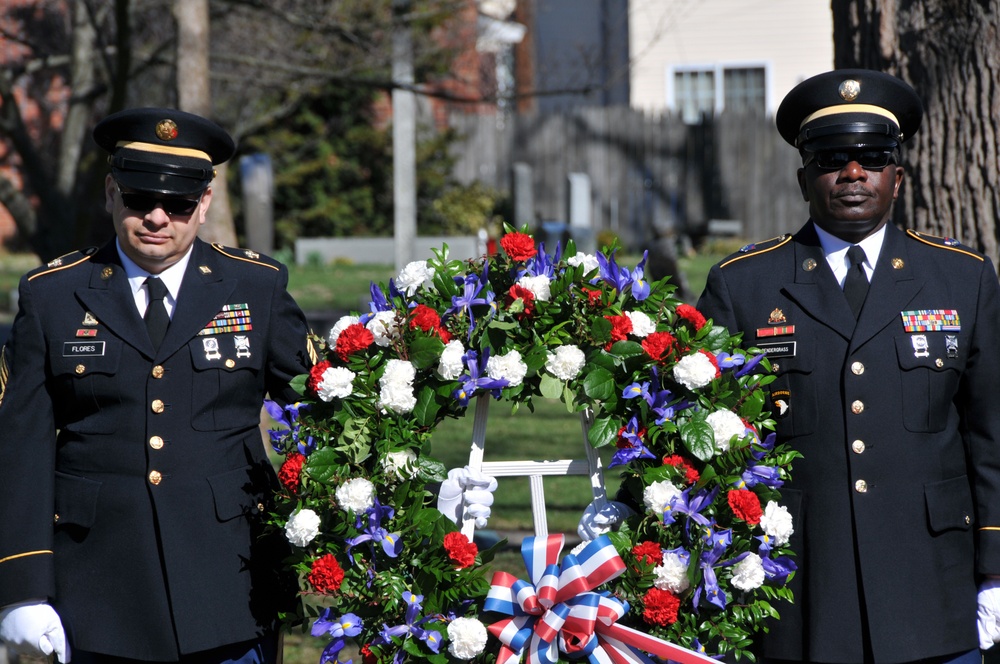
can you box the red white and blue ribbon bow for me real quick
[484,534,718,664]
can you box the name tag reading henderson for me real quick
[756,341,797,358]
[63,341,106,357]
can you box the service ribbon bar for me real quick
[198,303,253,336]
[900,309,960,332]
[757,325,795,338]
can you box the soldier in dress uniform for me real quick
[0,108,313,663]
[698,70,1000,663]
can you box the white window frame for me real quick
[666,61,773,122]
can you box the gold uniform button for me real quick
[851,400,865,414]
[855,479,868,493]
[851,361,864,375]
[852,439,866,454]
[149,436,164,450]
[148,470,163,485]
[257,502,266,512]
[935,358,944,368]
[151,399,165,414]
[152,365,165,379]
[225,359,236,368]
[53,513,60,523]
[965,515,972,525]
[75,364,86,375]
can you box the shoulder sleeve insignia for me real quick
[210,243,280,271]
[721,234,792,268]
[906,229,984,261]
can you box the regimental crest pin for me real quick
[768,308,787,324]
[82,312,99,326]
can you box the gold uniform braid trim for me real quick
[0,550,53,565]
[307,336,319,365]
[27,253,93,281]
[906,229,984,261]
[0,345,8,408]
[210,243,279,271]
[720,235,793,269]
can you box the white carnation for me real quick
[545,345,586,381]
[379,359,417,413]
[652,552,690,593]
[437,340,466,380]
[396,260,435,296]
[327,315,360,347]
[625,310,656,338]
[486,349,528,387]
[447,617,489,659]
[706,409,747,453]
[366,310,400,347]
[567,251,600,275]
[643,479,681,515]
[517,274,552,302]
[730,553,766,591]
[284,508,321,547]
[336,477,375,512]
[382,449,418,480]
[316,366,355,402]
[673,351,718,390]
[760,501,794,546]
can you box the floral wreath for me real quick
[266,226,800,664]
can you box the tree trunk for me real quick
[832,0,1000,264]
[173,0,238,247]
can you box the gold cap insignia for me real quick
[839,79,861,102]
[155,119,179,141]
[891,257,905,269]
[802,258,818,272]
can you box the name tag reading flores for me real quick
[63,341,106,357]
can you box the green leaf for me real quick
[588,414,619,447]
[304,446,343,484]
[290,373,308,396]
[681,419,717,461]
[539,373,564,400]
[583,367,616,400]
[609,340,645,359]
[413,388,442,427]
[409,335,446,370]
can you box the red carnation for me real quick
[642,588,681,626]
[616,424,648,448]
[676,304,707,331]
[278,452,306,493]
[604,314,633,350]
[631,541,663,566]
[642,331,676,363]
[500,232,537,261]
[361,644,377,664]
[409,304,452,343]
[580,286,603,307]
[443,531,478,568]
[307,553,345,594]
[505,284,536,320]
[700,349,722,378]
[728,489,763,525]
[663,454,700,484]
[308,360,332,394]
[335,324,375,361]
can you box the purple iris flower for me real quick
[523,241,562,279]
[662,486,719,527]
[739,464,784,489]
[264,400,314,455]
[374,592,442,662]
[716,352,746,370]
[762,555,796,584]
[312,610,364,664]
[609,416,655,467]
[734,352,767,378]
[750,432,777,461]
[693,542,730,611]
[595,251,631,292]
[628,252,651,301]
[622,381,652,402]
[452,349,509,407]
[345,499,403,562]
[650,389,689,425]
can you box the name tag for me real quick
[756,341,797,358]
[63,341,106,357]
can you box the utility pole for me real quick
[392,0,417,270]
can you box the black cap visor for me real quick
[110,148,214,196]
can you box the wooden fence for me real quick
[447,107,806,250]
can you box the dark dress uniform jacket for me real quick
[0,238,312,660]
[698,221,1000,663]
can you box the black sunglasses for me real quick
[803,149,897,171]
[116,183,204,216]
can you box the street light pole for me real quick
[392,0,416,271]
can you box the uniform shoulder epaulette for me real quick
[906,229,984,261]
[26,247,97,281]
[720,234,793,268]
[210,243,280,271]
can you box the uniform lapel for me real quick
[156,239,236,359]
[849,224,921,352]
[75,243,155,358]
[781,222,856,342]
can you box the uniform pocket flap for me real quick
[49,340,122,376]
[54,471,102,528]
[896,334,959,371]
[925,475,974,533]
[207,465,254,522]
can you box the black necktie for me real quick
[144,277,170,350]
[843,245,869,318]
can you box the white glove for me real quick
[577,500,635,541]
[979,579,1000,649]
[438,466,498,528]
[0,600,70,663]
